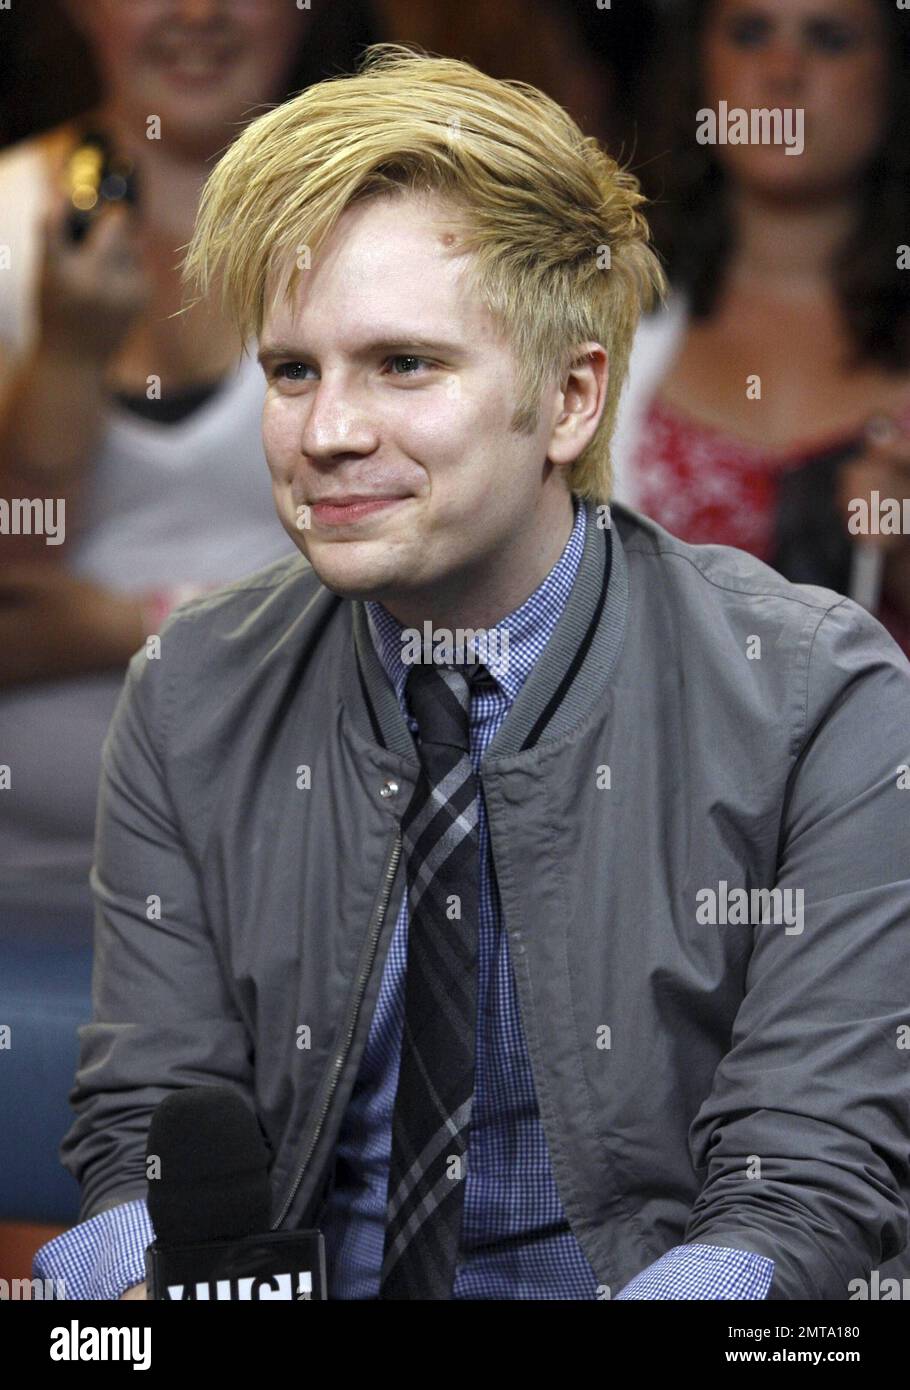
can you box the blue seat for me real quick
[0,900,94,1224]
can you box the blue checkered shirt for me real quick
[33,496,773,1300]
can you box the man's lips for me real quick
[308,495,411,525]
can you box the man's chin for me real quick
[301,553,401,603]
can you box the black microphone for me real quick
[144,1086,326,1300]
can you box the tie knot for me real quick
[405,661,491,755]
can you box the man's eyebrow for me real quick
[256,335,469,367]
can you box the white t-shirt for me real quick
[0,133,294,911]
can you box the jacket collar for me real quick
[340,495,629,763]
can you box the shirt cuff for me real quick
[32,1198,154,1300]
[614,1242,775,1300]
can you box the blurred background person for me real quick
[611,0,910,659]
[0,0,380,917]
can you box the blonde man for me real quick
[35,45,910,1301]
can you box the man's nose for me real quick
[299,380,379,459]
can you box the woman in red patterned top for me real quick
[620,0,910,657]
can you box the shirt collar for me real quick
[365,494,587,709]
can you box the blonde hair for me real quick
[181,42,667,503]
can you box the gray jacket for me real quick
[62,498,910,1299]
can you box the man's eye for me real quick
[386,355,433,376]
[273,362,311,381]
[272,357,433,380]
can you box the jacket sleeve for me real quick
[59,626,256,1222]
[685,596,910,1299]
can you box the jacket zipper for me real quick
[271,826,403,1230]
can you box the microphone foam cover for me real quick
[146,1086,272,1245]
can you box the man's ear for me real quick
[547,343,609,467]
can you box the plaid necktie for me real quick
[379,659,491,1299]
